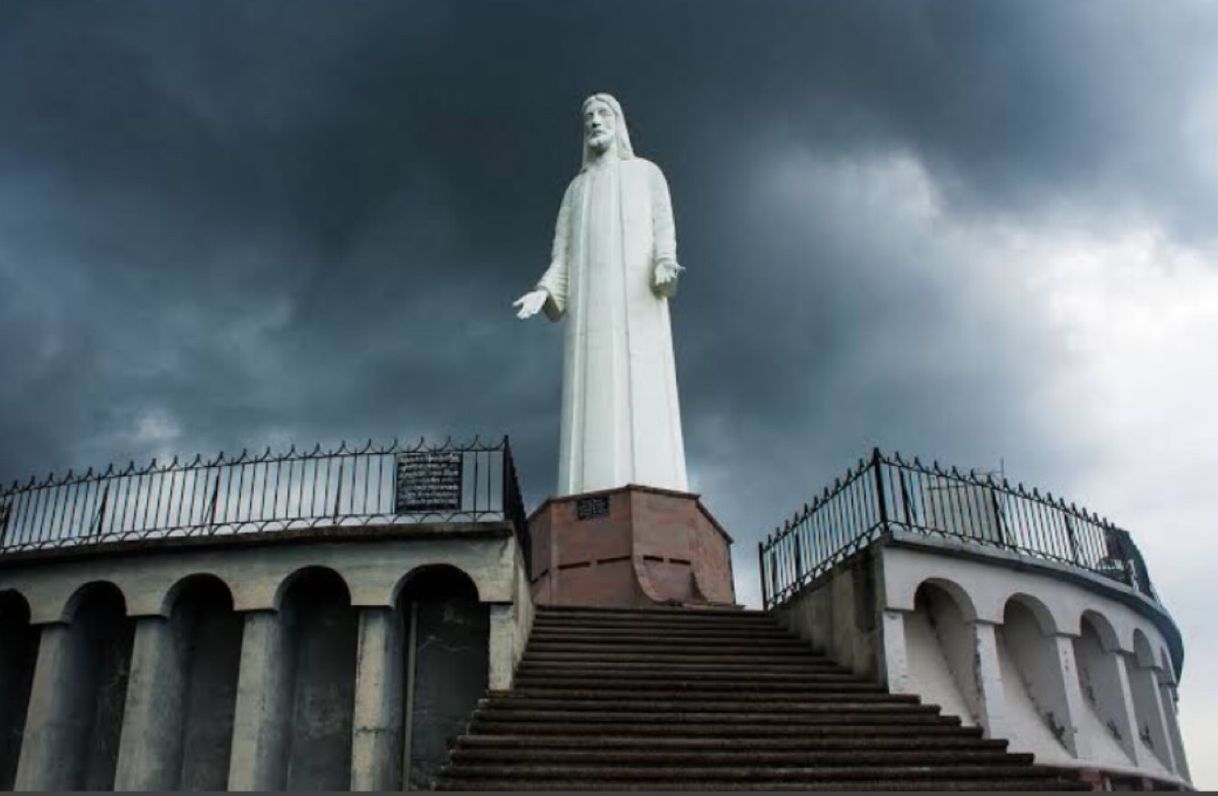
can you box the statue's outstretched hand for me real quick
[653,260,683,296]
[513,289,549,319]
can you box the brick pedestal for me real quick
[528,485,736,609]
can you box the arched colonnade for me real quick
[0,555,510,791]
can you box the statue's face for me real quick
[584,99,617,153]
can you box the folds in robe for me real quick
[535,157,689,496]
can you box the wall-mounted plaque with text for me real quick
[395,451,463,513]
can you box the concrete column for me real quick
[879,609,910,694]
[487,603,517,692]
[227,611,290,791]
[1126,655,1174,772]
[114,616,184,790]
[1048,633,1091,759]
[350,607,404,791]
[14,623,79,790]
[1106,647,1144,767]
[1158,682,1190,783]
[971,620,1009,741]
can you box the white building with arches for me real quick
[766,451,1191,790]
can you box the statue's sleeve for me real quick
[535,180,575,321]
[649,163,682,299]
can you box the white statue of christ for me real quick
[514,94,689,496]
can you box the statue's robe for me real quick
[536,156,689,496]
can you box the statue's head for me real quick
[581,93,634,169]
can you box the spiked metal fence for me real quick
[0,436,529,564]
[759,449,1157,609]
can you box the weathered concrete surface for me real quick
[227,611,291,791]
[0,526,535,792]
[776,549,880,678]
[529,485,735,609]
[283,570,357,791]
[777,535,1191,787]
[350,608,404,791]
[402,571,489,790]
[15,585,133,790]
[114,617,183,790]
[0,523,520,623]
[0,595,38,790]
[176,582,242,790]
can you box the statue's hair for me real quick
[581,93,635,170]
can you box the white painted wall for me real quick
[875,536,1190,788]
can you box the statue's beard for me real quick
[587,132,613,153]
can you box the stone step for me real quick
[436,776,1083,791]
[502,689,913,703]
[454,734,1011,752]
[441,604,1084,792]
[527,628,799,642]
[466,720,982,738]
[525,641,815,656]
[449,747,1033,767]
[533,620,779,632]
[480,698,929,714]
[437,763,1070,782]
[471,707,948,725]
[531,618,782,633]
[515,660,848,675]
[533,610,760,623]
[523,657,828,666]
[512,667,866,683]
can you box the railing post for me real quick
[871,448,889,533]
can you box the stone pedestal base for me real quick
[528,485,736,609]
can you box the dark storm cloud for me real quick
[1,0,1213,556]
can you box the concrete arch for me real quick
[0,589,37,790]
[393,563,482,605]
[1080,609,1122,653]
[1158,648,1176,685]
[0,589,31,623]
[61,579,128,623]
[1132,628,1157,670]
[915,576,978,622]
[159,572,234,616]
[271,565,351,612]
[1003,592,1059,635]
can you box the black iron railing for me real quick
[759,449,1157,609]
[0,436,530,563]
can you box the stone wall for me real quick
[0,523,532,791]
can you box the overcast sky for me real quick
[1,1,1215,782]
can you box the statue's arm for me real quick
[649,163,683,299]
[534,181,575,321]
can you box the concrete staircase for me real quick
[437,605,1085,791]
